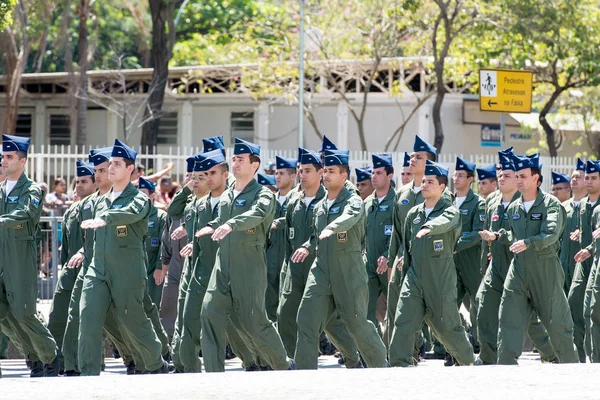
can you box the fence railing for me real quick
[38,216,62,302]
[21,145,581,194]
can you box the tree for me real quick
[76,0,96,145]
[0,0,15,30]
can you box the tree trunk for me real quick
[76,0,90,146]
[141,0,173,152]
[538,87,564,158]
[432,60,445,153]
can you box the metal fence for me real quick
[24,145,579,193]
[37,216,62,302]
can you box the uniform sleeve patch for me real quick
[433,240,444,252]
[32,197,40,208]
[384,225,393,236]
[479,214,485,222]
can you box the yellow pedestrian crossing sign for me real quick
[479,69,533,113]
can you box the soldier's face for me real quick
[275,169,295,191]
[400,166,413,185]
[421,175,445,199]
[1,151,25,176]
[409,152,428,175]
[300,164,322,190]
[550,183,570,202]
[94,162,110,190]
[75,176,95,199]
[323,166,346,191]
[478,179,497,198]
[108,157,133,183]
[498,170,517,193]
[371,167,392,191]
[571,170,584,192]
[452,171,472,191]
[515,169,537,193]
[585,173,600,196]
[204,165,228,191]
[232,154,257,179]
[356,180,373,199]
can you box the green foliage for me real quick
[0,0,15,31]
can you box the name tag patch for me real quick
[289,227,295,239]
[111,204,123,210]
[460,209,468,215]
[379,205,389,212]
[530,213,542,221]
[151,237,159,247]
[116,226,127,237]
[148,221,155,228]
[220,200,228,206]
[329,207,340,214]
[433,240,444,252]
[337,232,348,242]
[235,199,247,207]
[384,225,392,236]
[316,209,325,216]
[7,196,18,204]
[512,214,521,220]
[246,227,256,234]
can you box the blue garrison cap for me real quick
[476,164,497,181]
[403,152,411,168]
[297,147,308,163]
[186,154,198,173]
[424,160,448,177]
[499,154,515,171]
[551,171,570,185]
[89,147,112,166]
[111,139,137,161]
[234,138,260,156]
[196,150,226,172]
[576,158,586,171]
[455,157,476,173]
[138,177,156,193]
[372,153,393,169]
[276,156,296,170]
[498,146,515,158]
[586,160,600,174]
[202,136,225,153]
[2,134,30,154]
[257,173,276,186]
[355,167,372,182]
[413,135,437,159]
[511,153,540,171]
[300,149,322,166]
[324,149,349,166]
[320,135,338,152]
[76,160,95,177]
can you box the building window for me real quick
[49,114,71,146]
[230,111,254,143]
[157,112,178,145]
[15,114,32,137]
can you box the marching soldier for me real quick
[399,152,413,186]
[476,164,498,199]
[551,171,573,203]
[356,167,374,200]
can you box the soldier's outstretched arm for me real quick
[522,203,563,250]
[325,197,364,233]
[422,207,460,235]
[224,190,276,232]
[167,186,193,218]
[0,186,43,229]
[96,196,151,225]
[455,200,486,252]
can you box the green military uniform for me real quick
[180,193,258,372]
[480,191,501,276]
[47,200,85,367]
[567,196,599,362]
[62,193,137,373]
[294,184,388,369]
[496,189,578,364]
[166,186,198,372]
[0,172,58,366]
[277,185,361,366]
[561,198,581,293]
[476,191,556,364]
[200,179,291,372]
[583,205,600,361]
[265,197,288,321]
[78,183,164,375]
[145,206,167,306]
[389,197,475,367]
[364,186,395,334]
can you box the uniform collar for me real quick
[326,185,351,209]
[417,195,449,215]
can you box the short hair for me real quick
[136,164,145,173]
[466,171,475,179]
[531,167,542,183]
[435,175,448,187]
[486,177,498,184]
[54,178,66,187]
[124,158,135,168]
[282,168,296,175]
[384,166,394,175]
[426,153,436,162]
[219,162,229,172]
[16,151,27,160]
[339,164,350,176]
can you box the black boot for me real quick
[44,355,61,377]
[443,352,456,367]
[150,360,169,374]
[30,361,45,378]
[225,344,236,360]
[126,361,136,375]
[245,362,261,372]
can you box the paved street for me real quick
[1,353,598,400]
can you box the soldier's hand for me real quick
[319,228,335,240]
[171,226,188,240]
[509,240,527,254]
[67,253,85,269]
[196,226,215,238]
[164,162,175,172]
[570,229,581,242]
[574,249,592,263]
[376,256,389,274]
[81,218,107,230]
[180,243,193,257]
[487,252,492,261]
[416,227,431,238]
[291,247,310,263]
[212,224,232,241]
[396,256,404,272]
[594,227,600,240]
[479,230,497,241]
[154,269,165,286]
